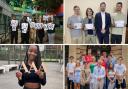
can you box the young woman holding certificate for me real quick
[83,8,96,44]
[35,16,45,44]
[16,45,46,89]
[30,18,36,44]
[47,17,56,44]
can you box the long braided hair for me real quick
[24,45,42,69]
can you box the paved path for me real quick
[0,62,63,89]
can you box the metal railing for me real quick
[0,24,10,43]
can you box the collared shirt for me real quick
[114,63,126,75]
[93,65,105,80]
[101,12,106,29]
[66,62,76,80]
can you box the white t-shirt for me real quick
[21,23,29,33]
[11,20,18,31]
[114,64,126,75]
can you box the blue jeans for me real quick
[103,77,109,89]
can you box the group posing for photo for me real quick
[66,51,126,89]
[10,15,56,44]
[67,2,126,44]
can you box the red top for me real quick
[83,54,93,64]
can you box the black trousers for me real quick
[97,33,109,44]
[67,77,74,89]
[11,31,18,44]
[36,30,44,44]
[111,34,122,44]
[21,33,29,44]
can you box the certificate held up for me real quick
[85,24,94,30]
[73,23,82,29]
[115,20,125,28]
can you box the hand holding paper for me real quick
[43,24,48,31]
[85,24,94,30]
[21,23,28,33]
[35,23,43,29]
[73,23,82,29]
[11,20,18,31]
[30,22,35,28]
[47,23,55,30]
[115,20,125,28]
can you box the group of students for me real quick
[67,2,126,44]
[66,51,126,89]
[10,15,56,44]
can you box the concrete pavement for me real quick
[0,62,63,89]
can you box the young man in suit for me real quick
[95,2,111,44]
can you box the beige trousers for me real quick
[71,36,83,44]
[29,28,36,43]
[95,79,104,89]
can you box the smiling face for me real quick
[27,45,37,61]
[116,3,122,12]
[86,8,93,17]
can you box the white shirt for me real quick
[114,64,126,75]
[101,12,106,29]
[11,20,18,31]
[66,62,76,80]
[93,65,105,80]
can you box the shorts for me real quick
[115,79,126,88]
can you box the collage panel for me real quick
[0,45,63,89]
[1,0,128,89]
[0,0,63,44]
[65,45,128,89]
[64,0,128,44]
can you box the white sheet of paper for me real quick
[115,20,125,28]
[47,23,55,30]
[85,24,94,30]
[11,20,18,31]
[43,24,48,30]
[35,23,43,29]
[30,22,35,28]
[74,23,82,29]
[43,15,49,21]
[21,23,28,33]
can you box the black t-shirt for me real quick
[18,64,46,86]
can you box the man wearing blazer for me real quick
[95,2,111,44]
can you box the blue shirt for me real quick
[93,66,105,80]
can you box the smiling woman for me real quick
[16,45,46,89]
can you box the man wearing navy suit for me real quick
[95,2,111,44]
